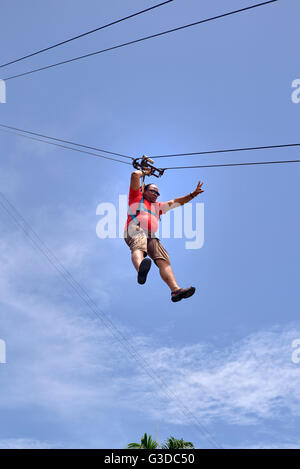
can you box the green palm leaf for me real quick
[162,436,194,449]
[127,433,158,449]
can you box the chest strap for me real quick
[128,195,158,224]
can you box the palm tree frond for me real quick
[162,436,194,449]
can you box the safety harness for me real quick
[128,193,159,226]
[128,155,164,228]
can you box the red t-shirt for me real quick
[125,186,168,234]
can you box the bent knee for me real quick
[132,249,147,258]
[154,257,171,267]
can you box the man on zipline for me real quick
[124,167,204,302]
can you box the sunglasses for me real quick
[148,189,160,196]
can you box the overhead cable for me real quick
[3,1,278,81]
[2,126,299,170]
[163,159,300,170]
[0,0,174,69]
[0,127,132,165]
[0,123,132,159]
[152,142,300,159]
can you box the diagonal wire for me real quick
[3,1,278,81]
[0,123,132,159]
[0,0,174,69]
[152,142,300,159]
[163,160,300,170]
[2,127,298,171]
[0,191,222,449]
[0,127,132,165]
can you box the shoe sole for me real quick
[171,287,196,303]
[138,258,152,285]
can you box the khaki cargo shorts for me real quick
[124,225,170,266]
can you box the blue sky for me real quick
[0,0,299,449]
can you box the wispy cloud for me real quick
[132,327,300,434]
[0,438,62,449]
[0,218,299,448]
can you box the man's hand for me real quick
[130,167,152,190]
[142,166,152,176]
[192,181,204,197]
[133,167,152,177]
[170,181,205,208]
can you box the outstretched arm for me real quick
[165,181,204,211]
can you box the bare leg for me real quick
[131,249,145,272]
[155,259,180,292]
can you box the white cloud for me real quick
[0,224,131,416]
[0,438,62,449]
[0,215,299,448]
[233,441,300,449]
[132,327,300,430]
